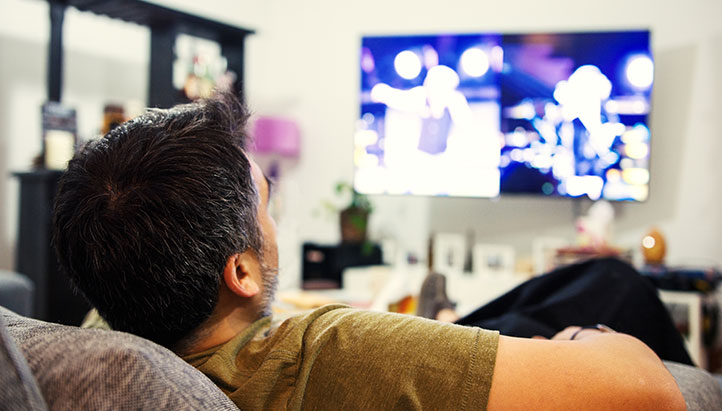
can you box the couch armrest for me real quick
[0,311,47,410]
[0,270,34,317]
[664,361,722,411]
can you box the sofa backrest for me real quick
[0,307,239,410]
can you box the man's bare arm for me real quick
[487,328,686,411]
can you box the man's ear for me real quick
[223,252,260,298]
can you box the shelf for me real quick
[46,0,254,107]
[63,0,254,43]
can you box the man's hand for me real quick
[551,325,613,340]
[549,325,582,340]
[533,325,610,341]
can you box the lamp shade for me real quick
[251,116,301,158]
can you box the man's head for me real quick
[53,93,278,349]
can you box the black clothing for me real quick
[456,257,693,365]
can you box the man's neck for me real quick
[174,300,262,356]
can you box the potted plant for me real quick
[325,182,373,244]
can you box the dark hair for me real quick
[53,93,262,347]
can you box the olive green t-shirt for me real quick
[183,304,499,410]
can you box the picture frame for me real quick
[472,244,515,275]
[531,237,570,275]
[658,290,705,368]
[432,233,466,275]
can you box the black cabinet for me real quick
[302,243,383,290]
[13,170,90,325]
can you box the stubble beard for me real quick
[258,259,279,319]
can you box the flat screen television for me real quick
[355,30,653,201]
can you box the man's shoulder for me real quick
[291,305,499,355]
[184,304,501,410]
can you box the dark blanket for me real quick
[456,257,693,365]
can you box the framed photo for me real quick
[432,233,466,275]
[472,244,515,275]
[658,290,705,368]
[531,237,570,275]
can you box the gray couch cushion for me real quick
[1,307,239,410]
[0,270,34,317]
[664,361,722,411]
[0,312,47,411]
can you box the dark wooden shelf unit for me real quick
[47,0,254,107]
[14,1,255,324]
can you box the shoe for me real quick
[417,271,456,319]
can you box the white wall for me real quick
[238,0,722,279]
[1,0,720,287]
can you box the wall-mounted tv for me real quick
[355,30,653,201]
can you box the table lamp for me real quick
[251,116,301,161]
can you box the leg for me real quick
[455,257,693,365]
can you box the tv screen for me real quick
[499,31,652,201]
[356,34,503,197]
[355,30,653,201]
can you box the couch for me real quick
[0,270,34,317]
[2,305,722,410]
[0,306,239,410]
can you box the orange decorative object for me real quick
[388,295,418,315]
[641,228,666,265]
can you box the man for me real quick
[53,93,685,410]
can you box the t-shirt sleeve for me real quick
[295,308,499,411]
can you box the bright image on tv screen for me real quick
[499,31,652,201]
[356,34,503,197]
[355,30,653,201]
